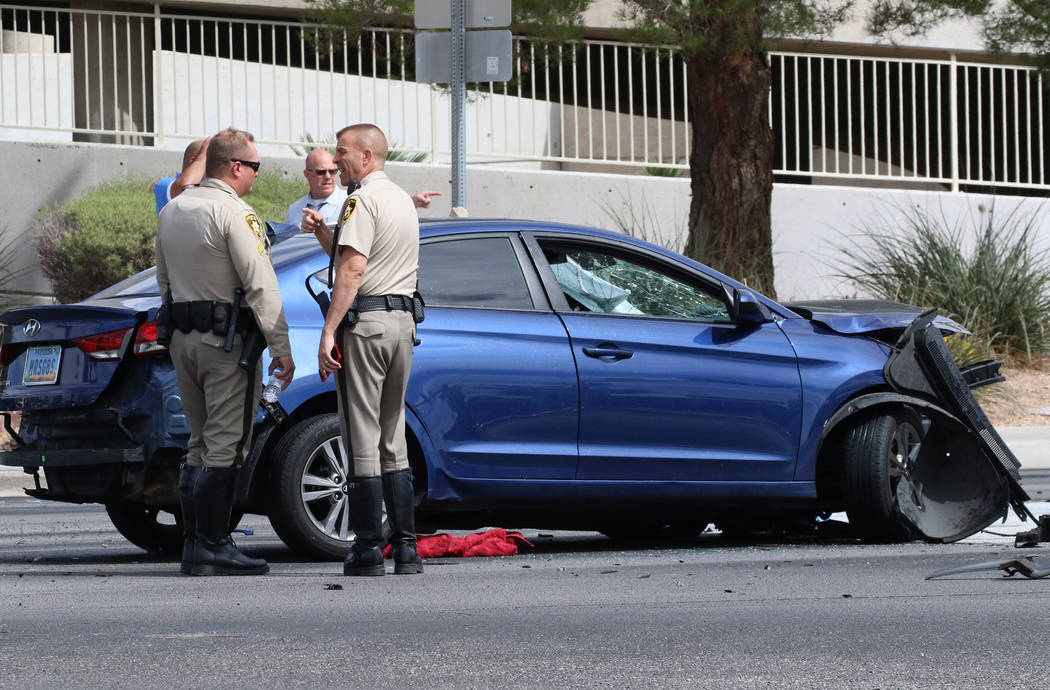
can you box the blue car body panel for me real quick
[5,218,1001,536]
[407,307,579,481]
[563,314,803,482]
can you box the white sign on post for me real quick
[415,0,513,210]
[415,30,513,83]
[415,0,511,29]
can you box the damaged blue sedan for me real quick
[0,219,1031,559]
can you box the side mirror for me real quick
[731,288,774,325]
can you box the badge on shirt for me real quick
[245,212,264,239]
[340,197,357,225]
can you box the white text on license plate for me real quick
[23,345,62,385]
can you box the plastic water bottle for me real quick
[262,375,282,404]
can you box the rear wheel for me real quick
[267,414,388,561]
[842,412,921,543]
[105,503,182,555]
[105,502,244,555]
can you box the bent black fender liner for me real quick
[881,309,1032,541]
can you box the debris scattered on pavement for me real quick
[926,555,1049,580]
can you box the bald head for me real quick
[334,123,389,188]
[182,139,206,169]
[303,149,339,198]
[336,124,388,163]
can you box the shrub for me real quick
[243,170,307,222]
[36,177,157,304]
[36,173,304,303]
[836,202,1050,361]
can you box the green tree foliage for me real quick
[868,1,1050,68]
[307,0,588,44]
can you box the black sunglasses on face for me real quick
[232,159,261,172]
[310,168,339,176]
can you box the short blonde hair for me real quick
[205,128,255,178]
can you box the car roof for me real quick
[417,218,617,241]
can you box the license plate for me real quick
[23,345,62,385]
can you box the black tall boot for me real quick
[383,469,423,575]
[343,476,385,576]
[178,464,202,575]
[186,467,269,576]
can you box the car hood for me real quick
[782,299,968,335]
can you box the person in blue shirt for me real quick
[152,138,209,214]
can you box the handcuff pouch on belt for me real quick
[167,300,255,337]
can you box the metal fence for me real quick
[1,3,1047,192]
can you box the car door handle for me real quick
[582,345,633,361]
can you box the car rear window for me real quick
[92,268,160,298]
[92,235,324,299]
[420,237,533,309]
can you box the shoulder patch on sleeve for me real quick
[245,213,263,239]
[340,197,357,225]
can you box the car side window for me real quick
[419,237,534,309]
[541,244,730,321]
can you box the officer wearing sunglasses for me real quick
[157,127,294,577]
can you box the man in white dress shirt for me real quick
[284,149,348,227]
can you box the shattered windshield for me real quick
[545,247,730,321]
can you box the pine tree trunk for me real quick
[683,48,776,298]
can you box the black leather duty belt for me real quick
[353,294,413,312]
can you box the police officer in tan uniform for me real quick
[312,123,422,576]
[156,127,295,576]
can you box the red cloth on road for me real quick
[382,528,533,558]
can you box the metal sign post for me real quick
[451,0,466,208]
[415,0,512,211]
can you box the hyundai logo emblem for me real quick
[23,319,42,337]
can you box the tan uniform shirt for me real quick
[335,170,419,297]
[155,178,291,356]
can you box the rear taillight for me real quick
[0,342,26,367]
[133,321,169,355]
[73,328,131,361]
[72,321,168,361]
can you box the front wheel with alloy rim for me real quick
[267,414,388,560]
[842,412,922,543]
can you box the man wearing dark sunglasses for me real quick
[284,149,349,228]
[157,127,294,577]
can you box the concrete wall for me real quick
[1,140,1048,305]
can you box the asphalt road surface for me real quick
[2,496,1049,689]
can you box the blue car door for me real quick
[529,236,803,482]
[409,234,579,480]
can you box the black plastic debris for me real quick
[1014,515,1050,548]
